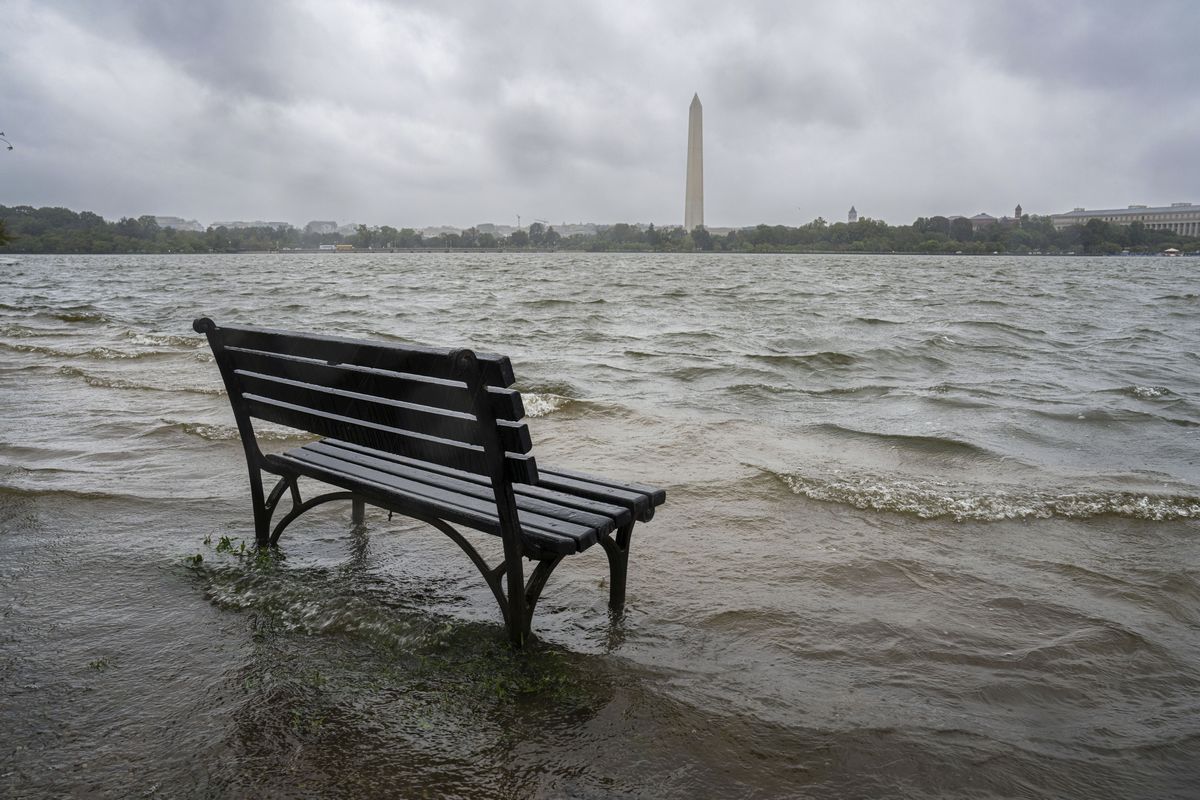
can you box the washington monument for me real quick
[684,93,703,230]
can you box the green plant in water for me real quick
[186,553,203,566]
[289,708,326,734]
[88,658,110,671]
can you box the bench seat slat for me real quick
[272,449,597,553]
[535,469,664,523]
[319,439,635,528]
[302,440,617,538]
[225,346,525,421]
[270,454,575,555]
[539,466,667,507]
[216,324,515,387]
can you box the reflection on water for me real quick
[2,253,1199,798]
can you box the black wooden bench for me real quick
[193,318,665,646]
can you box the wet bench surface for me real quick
[194,317,665,645]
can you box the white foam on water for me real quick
[776,471,1200,522]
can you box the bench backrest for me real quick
[192,318,537,485]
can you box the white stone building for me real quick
[1051,203,1200,235]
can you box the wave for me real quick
[0,483,147,503]
[810,423,994,458]
[57,365,224,395]
[521,298,609,309]
[724,383,898,401]
[749,351,857,368]
[950,319,1047,338]
[158,420,310,442]
[51,309,111,323]
[0,340,171,360]
[1031,407,1198,429]
[0,303,113,323]
[765,469,1200,522]
[120,330,202,348]
[522,392,575,418]
[854,317,903,325]
[1103,385,1176,400]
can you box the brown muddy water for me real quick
[1,253,1198,798]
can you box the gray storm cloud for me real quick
[0,0,1196,228]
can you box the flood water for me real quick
[2,252,1198,798]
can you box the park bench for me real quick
[193,318,665,646]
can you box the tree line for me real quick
[1,204,1195,255]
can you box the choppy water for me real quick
[2,252,1198,798]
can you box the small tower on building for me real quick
[848,206,858,223]
[1014,203,1023,226]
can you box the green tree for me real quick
[1080,218,1110,253]
[0,219,11,246]
[528,222,545,246]
[376,225,400,248]
[950,217,974,242]
[351,224,374,249]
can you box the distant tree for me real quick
[478,232,498,249]
[0,219,11,245]
[376,225,400,248]
[950,217,974,242]
[692,226,713,250]
[1081,218,1110,253]
[914,215,951,236]
[509,230,529,247]
[528,222,545,246]
[396,228,422,248]
[1127,220,1147,247]
[645,223,661,247]
[351,224,374,249]
[544,227,561,247]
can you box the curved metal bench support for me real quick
[598,522,635,610]
[270,489,359,545]
[403,511,565,642]
[260,490,566,643]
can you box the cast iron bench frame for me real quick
[194,317,664,646]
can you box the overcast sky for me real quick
[1,0,1197,229]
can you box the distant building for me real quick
[421,226,462,237]
[1050,203,1200,235]
[304,220,338,235]
[549,222,599,236]
[969,213,997,231]
[211,220,292,230]
[848,206,858,223]
[153,216,203,232]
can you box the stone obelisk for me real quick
[684,93,703,231]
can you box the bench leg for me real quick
[598,522,635,610]
[351,498,365,526]
[517,556,564,642]
[248,466,272,547]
